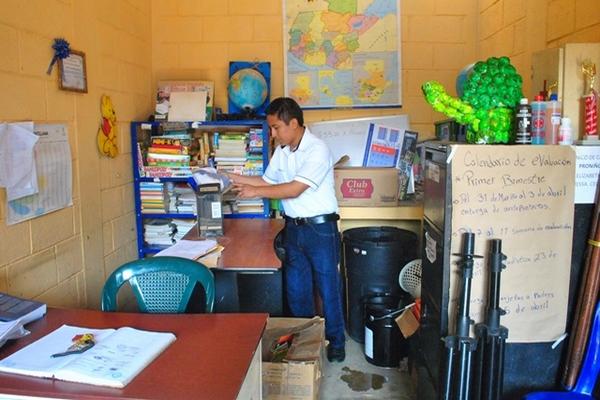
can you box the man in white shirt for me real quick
[228,97,346,362]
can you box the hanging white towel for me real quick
[0,122,39,201]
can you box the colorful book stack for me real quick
[144,135,193,177]
[143,219,175,247]
[140,182,168,214]
[244,128,264,177]
[214,133,248,174]
[165,182,196,214]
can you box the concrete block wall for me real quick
[151,0,480,140]
[478,0,600,97]
[0,1,153,309]
[1,0,598,311]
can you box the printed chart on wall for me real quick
[7,124,72,225]
[283,0,401,108]
[449,145,575,343]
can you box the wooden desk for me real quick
[184,219,285,315]
[0,308,267,400]
[184,219,284,270]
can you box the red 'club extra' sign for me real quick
[340,178,373,198]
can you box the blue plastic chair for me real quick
[523,300,600,399]
[101,256,215,313]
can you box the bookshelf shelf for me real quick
[131,120,271,259]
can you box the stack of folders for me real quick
[171,219,196,242]
[166,182,196,214]
[143,219,175,247]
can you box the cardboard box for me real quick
[334,167,399,206]
[262,317,325,400]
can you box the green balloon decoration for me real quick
[422,56,523,144]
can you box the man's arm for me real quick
[234,180,308,199]
[226,172,269,186]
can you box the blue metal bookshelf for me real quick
[131,120,271,258]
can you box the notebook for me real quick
[0,324,176,388]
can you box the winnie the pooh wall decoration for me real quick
[97,95,118,158]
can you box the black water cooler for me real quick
[416,142,590,399]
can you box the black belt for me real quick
[284,213,340,226]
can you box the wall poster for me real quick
[449,145,575,343]
[283,0,401,109]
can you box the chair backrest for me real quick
[101,256,215,313]
[573,300,600,395]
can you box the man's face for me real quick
[267,114,299,147]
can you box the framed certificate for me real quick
[58,50,87,93]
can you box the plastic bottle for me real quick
[545,94,562,144]
[531,95,546,144]
[515,98,532,144]
[558,117,573,145]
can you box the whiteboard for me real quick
[307,115,410,166]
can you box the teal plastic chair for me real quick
[101,256,215,313]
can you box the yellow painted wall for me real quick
[0,1,153,309]
[0,0,598,311]
[478,0,600,99]
[151,0,479,138]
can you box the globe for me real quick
[227,68,268,113]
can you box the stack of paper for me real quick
[154,239,218,260]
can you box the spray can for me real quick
[515,98,532,144]
[558,117,573,145]
[531,95,546,144]
[545,94,562,144]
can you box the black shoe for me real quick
[327,346,345,362]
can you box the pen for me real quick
[51,342,95,358]
[51,333,95,358]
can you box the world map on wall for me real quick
[284,0,401,109]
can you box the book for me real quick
[0,292,46,326]
[362,123,403,167]
[0,324,176,388]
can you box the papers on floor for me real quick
[154,239,218,260]
[0,324,176,388]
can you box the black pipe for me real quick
[440,232,481,400]
[473,238,509,400]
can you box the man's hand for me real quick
[232,183,261,199]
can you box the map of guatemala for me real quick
[283,0,401,108]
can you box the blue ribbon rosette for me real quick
[46,38,70,75]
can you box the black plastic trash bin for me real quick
[364,294,409,367]
[342,226,418,343]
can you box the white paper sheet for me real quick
[154,239,218,260]
[0,122,39,201]
[7,124,72,225]
[168,91,207,122]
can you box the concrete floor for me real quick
[320,337,416,400]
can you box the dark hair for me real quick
[266,97,304,126]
